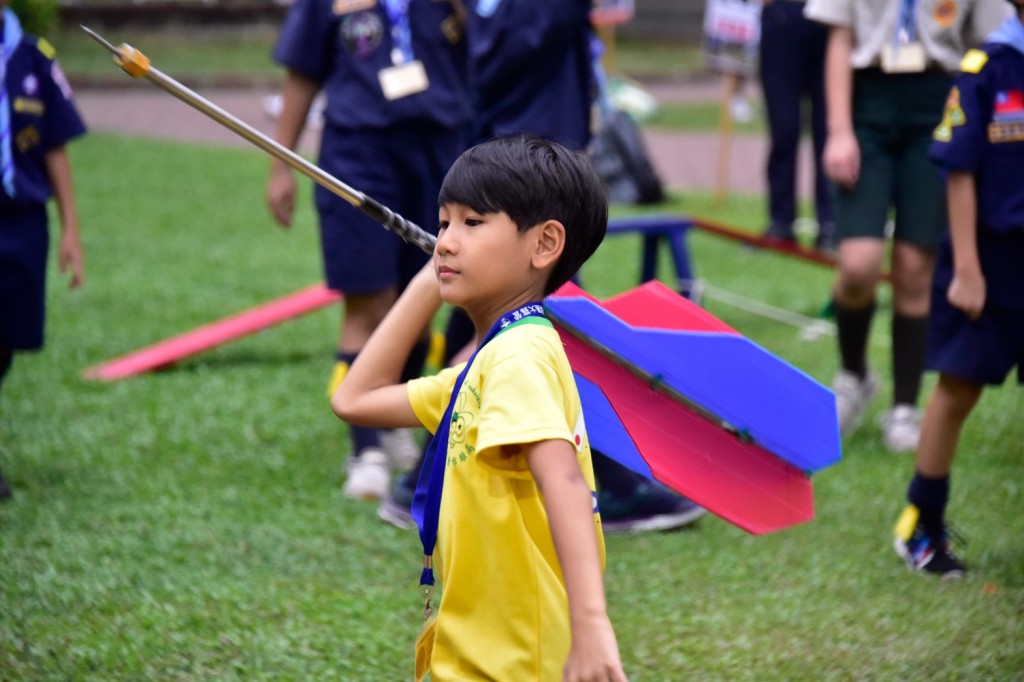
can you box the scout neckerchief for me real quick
[1,7,23,198]
[412,301,547,619]
[990,15,1024,57]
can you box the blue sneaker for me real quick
[599,483,705,534]
[893,505,966,579]
[377,471,416,530]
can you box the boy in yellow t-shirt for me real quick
[333,135,626,681]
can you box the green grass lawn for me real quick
[1,135,1022,680]
[55,24,282,85]
[647,101,766,135]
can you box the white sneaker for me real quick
[879,404,921,454]
[343,449,390,500]
[379,428,421,472]
[832,369,880,435]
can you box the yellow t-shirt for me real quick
[408,319,605,681]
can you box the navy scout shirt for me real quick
[468,0,592,148]
[1,35,85,206]
[930,26,1024,234]
[273,0,471,130]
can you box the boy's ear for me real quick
[532,219,565,271]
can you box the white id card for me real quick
[880,42,927,73]
[379,60,429,100]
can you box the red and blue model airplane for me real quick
[547,281,840,535]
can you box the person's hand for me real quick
[59,228,84,289]
[562,617,628,682]
[267,163,297,228]
[947,270,986,321]
[824,129,860,189]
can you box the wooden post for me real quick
[714,72,741,205]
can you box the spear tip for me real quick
[79,25,120,57]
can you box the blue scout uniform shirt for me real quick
[273,0,470,130]
[468,0,593,148]
[1,34,85,206]
[930,16,1024,234]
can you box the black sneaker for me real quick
[814,222,837,254]
[599,482,706,534]
[893,505,966,580]
[377,471,416,530]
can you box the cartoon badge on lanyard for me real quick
[378,0,430,100]
[881,0,927,73]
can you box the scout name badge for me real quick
[379,0,430,100]
[411,302,547,677]
[881,0,927,73]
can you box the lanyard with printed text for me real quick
[382,0,414,64]
[896,0,918,45]
[412,301,547,619]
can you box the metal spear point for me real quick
[79,26,438,255]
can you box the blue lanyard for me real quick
[382,0,414,64]
[1,7,23,198]
[412,302,547,607]
[896,0,918,44]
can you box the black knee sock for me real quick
[834,298,876,379]
[335,351,380,455]
[443,309,476,365]
[400,338,430,383]
[892,313,929,406]
[907,471,949,536]
[592,451,645,497]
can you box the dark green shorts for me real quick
[832,70,953,248]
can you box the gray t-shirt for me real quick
[804,0,1010,70]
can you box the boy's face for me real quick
[434,203,543,311]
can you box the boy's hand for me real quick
[563,616,628,682]
[59,228,84,289]
[947,270,986,321]
[267,163,297,228]
[824,129,860,189]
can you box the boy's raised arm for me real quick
[331,263,443,429]
[527,439,628,682]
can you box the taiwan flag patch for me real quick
[994,90,1024,123]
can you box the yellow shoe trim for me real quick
[327,361,349,398]
[893,504,920,541]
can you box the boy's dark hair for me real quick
[439,135,608,294]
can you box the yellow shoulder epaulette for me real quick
[35,37,57,60]
[960,49,988,74]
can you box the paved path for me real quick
[74,85,820,198]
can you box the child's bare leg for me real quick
[894,374,981,577]
[335,288,398,499]
[904,372,984,544]
[916,373,983,478]
[339,288,399,353]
